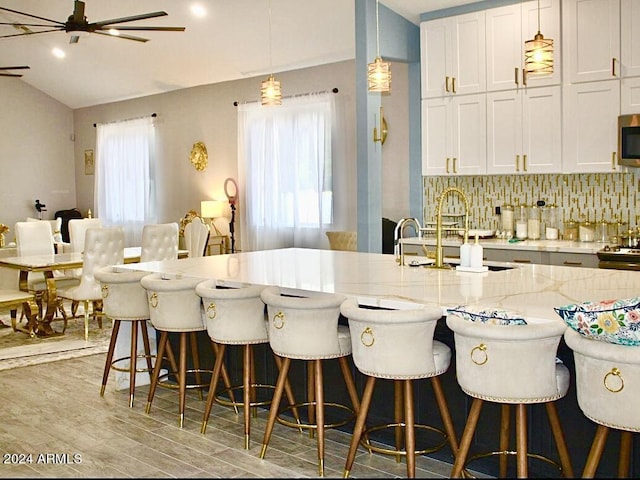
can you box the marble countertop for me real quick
[118,247,639,324]
[400,236,605,254]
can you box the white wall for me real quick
[0,80,76,239]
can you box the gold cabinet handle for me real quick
[452,77,456,93]
[446,157,450,174]
[612,58,618,77]
[445,76,450,93]
[101,285,109,299]
[563,261,583,266]
[273,311,285,329]
[612,151,617,170]
[515,154,520,172]
[453,157,458,173]
[522,68,527,87]
[206,302,216,319]
[360,327,375,347]
[604,367,624,392]
[513,259,532,263]
[523,154,527,172]
[515,67,519,87]
[471,343,488,365]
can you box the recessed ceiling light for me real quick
[190,3,207,17]
[52,47,66,59]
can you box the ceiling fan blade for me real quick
[93,11,167,28]
[0,6,64,26]
[0,28,63,39]
[0,66,30,70]
[102,26,185,32]
[92,30,148,43]
[0,22,59,27]
[0,72,24,77]
[71,0,86,24]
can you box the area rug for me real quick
[0,309,111,371]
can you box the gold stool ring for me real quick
[471,344,488,365]
[101,284,109,299]
[273,312,285,329]
[604,367,624,393]
[360,327,375,347]
[206,302,216,320]
[149,292,158,308]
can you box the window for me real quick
[94,116,156,246]
[238,93,335,251]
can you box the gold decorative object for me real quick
[471,343,488,365]
[372,106,388,144]
[189,142,208,171]
[524,0,554,76]
[604,367,624,393]
[179,209,199,236]
[367,0,391,93]
[0,223,9,248]
[261,0,282,106]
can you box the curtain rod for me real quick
[93,112,157,128]
[233,87,339,107]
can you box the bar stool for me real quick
[196,279,300,449]
[564,328,640,478]
[259,286,360,477]
[339,298,459,478]
[95,266,158,407]
[446,313,574,478]
[140,273,234,428]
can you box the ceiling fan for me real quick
[0,65,29,77]
[0,0,185,44]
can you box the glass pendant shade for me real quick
[367,56,391,93]
[261,74,282,106]
[525,32,554,76]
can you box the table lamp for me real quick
[201,200,224,236]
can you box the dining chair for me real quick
[325,231,357,251]
[68,218,103,253]
[140,223,179,262]
[58,227,125,341]
[184,216,210,258]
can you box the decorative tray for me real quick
[457,229,495,239]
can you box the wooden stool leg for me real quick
[211,341,238,413]
[260,357,291,460]
[273,354,302,431]
[189,332,203,401]
[201,342,226,434]
[431,376,459,455]
[178,332,188,428]
[338,356,360,413]
[243,343,252,449]
[515,404,528,478]
[146,331,168,414]
[307,361,316,439]
[314,359,325,477]
[140,320,154,379]
[128,320,139,408]
[344,376,375,477]
[451,398,483,478]
[618,431,633,478]
[404,379,416,478]
[100,319,121,396]
[545,401,574,478]
[583,424,609,478]
[394,380,404,461]
[500,404,511,478]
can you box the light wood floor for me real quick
[0,352,470,478]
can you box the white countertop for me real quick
[400,236,605,254]
[118,247,639,324]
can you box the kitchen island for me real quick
[119,248,639,477]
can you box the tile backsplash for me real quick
[423,172,640,235]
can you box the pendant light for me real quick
[524,0,554,76]
[367,0,391,92]
[261,0,282,106]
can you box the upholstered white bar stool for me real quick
[95,266,159,407]
[446,313,574,478]
[140,273,234,428]
[564,328,640,478]
[259,286,360,477]
[340,298,459,478]
[197,279,300,449]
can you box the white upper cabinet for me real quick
[422,94,486,176]
[487,86,562,174]
[621,0,640,78]
[421,11,486,98]
[486,0,561,91]
[564,0,620,84]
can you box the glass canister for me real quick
[579,218,595,242]
[527,205,541,240]
[595,217,609,243]
[501,204,514,238]
[515,204,528,240]
[563,218,579,241]
[543,205,559,240]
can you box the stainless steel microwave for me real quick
[618,114,640,167]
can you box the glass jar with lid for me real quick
[543,204,559,240]
[563,218,579,241]
[515,204,528,240]
[595,217,609,243]
[579,218,595,242]
[527,205,541,240]
[501,204,514,238]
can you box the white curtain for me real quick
[94,116,156,247]
[238,93,334,251]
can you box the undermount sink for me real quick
[408,259,514,272]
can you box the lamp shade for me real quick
[201,200,224,218]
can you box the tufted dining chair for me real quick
[68,218,103,253]
[58,227,124,341]
[140,223,179,262]
[446,313,574,478]
[564,328,640,477]
[184,216,210,258]
[340,298,459,478]
[326,231,357,251]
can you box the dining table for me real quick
[0,247,188,337]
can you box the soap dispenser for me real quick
[470,233,483,268]
[460,235,471,267]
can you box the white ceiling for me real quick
[0,0,481,109]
